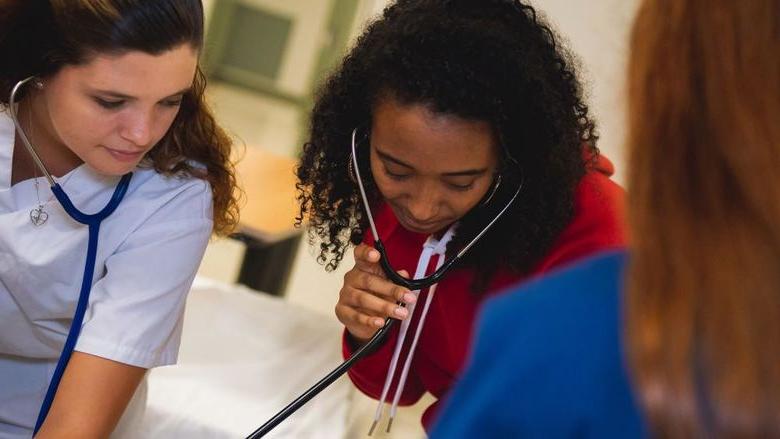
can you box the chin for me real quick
[88,160,139,177]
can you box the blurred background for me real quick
[177,0,641,437]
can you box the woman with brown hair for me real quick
[0,1,238,437]
[431,0,780,437]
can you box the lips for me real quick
[387,203,449,234]
[104,146,145,162]
[398,215,445,234]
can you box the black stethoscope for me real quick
[8,76,133,434]
[245,128,522,438]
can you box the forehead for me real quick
[54,44,198,97]
[370,97,498,170]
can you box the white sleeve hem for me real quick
[74,335,179,369]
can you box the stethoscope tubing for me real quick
[9,77,56,186]
[33,174,132,434]
[245,318,398,438]
[9,77,132,434]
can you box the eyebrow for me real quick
[375,148,489,177]
[91,87,191,100]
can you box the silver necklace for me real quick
[24,103,50,226]
[30,171,77,226]
[29,177,49,226]
[24,102,76,227]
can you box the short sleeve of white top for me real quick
[0,111,214,437]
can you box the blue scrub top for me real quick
[430,250,647,438]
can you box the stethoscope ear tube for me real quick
[9,76,57,186]
[245,318,398,439]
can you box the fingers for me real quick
[336,304,386,342]
[344,269,414,304]
[354,243,380,263]
[341,284,411,320]
[336,304,385,330]
[336,256,418,342]
[353,244,384,276]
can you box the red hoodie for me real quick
[342,155,626,430]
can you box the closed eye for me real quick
[446,181,475,191]
[384,167,411,180]
[160,96,184,107]
[93,97,124,110]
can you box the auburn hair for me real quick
[626,0,780,436]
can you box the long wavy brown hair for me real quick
[626,0,780,436]
[0,0,239,235]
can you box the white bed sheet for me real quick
[113,277,351,438]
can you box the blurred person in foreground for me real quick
[431,0,780,437]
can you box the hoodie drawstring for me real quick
[368,225,456,435]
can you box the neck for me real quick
[10,94,82,185]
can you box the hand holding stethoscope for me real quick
[336,243,417,343]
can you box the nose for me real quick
[406,182,440,223]
[119,110,154,147]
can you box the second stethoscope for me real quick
[8,76,133,435]
[246,128,523,438]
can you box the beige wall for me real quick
[528,0,640,183]
[202,0,215,19]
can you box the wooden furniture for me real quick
[232,147,301,295]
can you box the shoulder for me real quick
[572,152,625,226]
[485,249,627,327]
[94,167,214,243]
[462,251,641,433]
[122,167,213,223]
[475,250,629,372]
[533,164,627,272]
[573,167,626,228]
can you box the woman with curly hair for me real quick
[0,0,238,436]
[296,0,625,431]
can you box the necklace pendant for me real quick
[30,205,49,226]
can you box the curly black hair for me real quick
[297,0,598,291]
